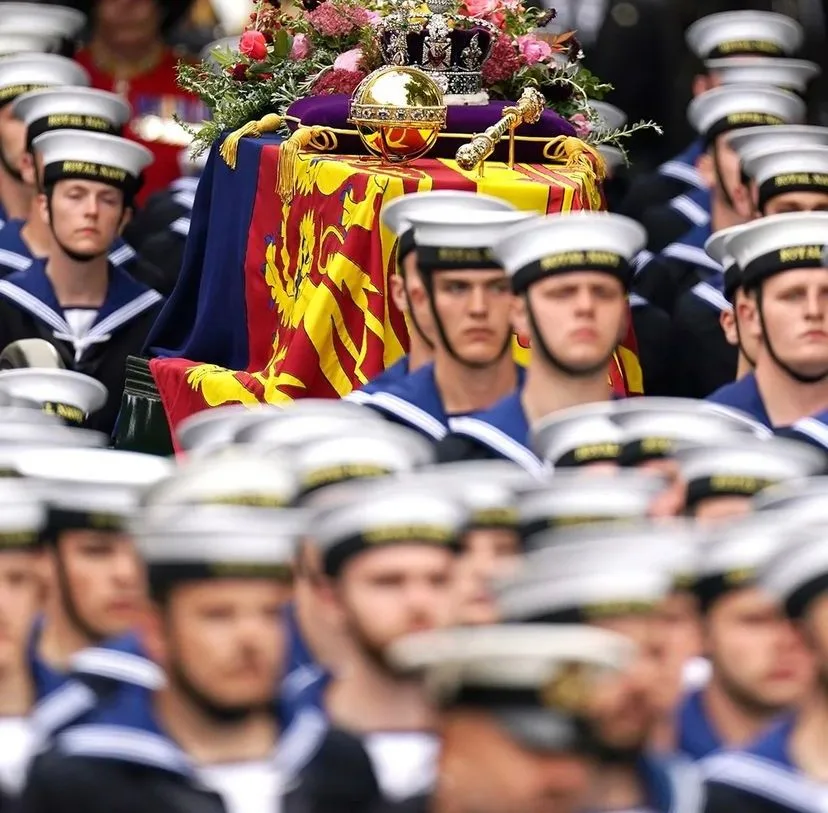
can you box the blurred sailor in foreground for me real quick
[22,500,315,813]
[386,624,636,813]
[437,212,645,473]
[0,129,163,435]
[702,526,828,812]
[707,212,828,428]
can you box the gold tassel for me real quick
[543,135,608,183]
[276,125,331,203]
[219,113,284,169]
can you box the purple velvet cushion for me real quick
[286,94,576,163]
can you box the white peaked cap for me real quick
[0,54,89,96]
[533,413,623,467]
[759,527,828,617]
[589,101,627,132]
[705,224,748,269]
[0,479,45,539]
[410,210,537,250]
[0,4,86,38]
[705,57,820,93]
[742,145,828,186]
[0,369,107,416]
[0,34,58,55]
[696,513,790,580]
[729,125,828,158]
[686,11,803,59]
[13,86,131,129]
[688,85,806,136]
[32,130,153,179]
[381,191,517,237]
[176,404,284,452]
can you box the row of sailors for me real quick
[0,385,827,812]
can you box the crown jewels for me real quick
[378,0,497,101]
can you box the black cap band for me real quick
[48,507,128,538]
[470,507,518,530]
[27,114,121,151]
[724,263,741,302]
[708,40,784,58]
[693,569,756,614]
[0,83,44,108]
[686,474,779,510]
[511,250,630,294]
[0,528,41,551]
[417,245,499,272]
[43,160,140,198]
[758,173,828,211]
[397,228,416,268]
[148,561,292,592]
[619,437,676,467]
[704,112,786,147]
[743,243,827,289]
[554,442,621,468]
[783,573,828,619]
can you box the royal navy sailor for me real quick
[436,211,645,474]
[707,212,828,427]
[0,129,164,435]
[353,196,532,441]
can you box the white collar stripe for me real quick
[629,293,650,308]
[792,416,828,448]
[108,245,135,266]
[366,391,448,440]
[0,248,34,271]
[669,195,710,226]
[87,289,162,337]
[173,191,196,209]
[71,648,165,690]
[0,279,69,332]
[659,161,706,188]
[30,681,97,741]
[276,708,328,781]
[446,416,545,475]
[663,243,723,272]
[691,281,731,312]
[170,217,191,237]
[666,758,706,813]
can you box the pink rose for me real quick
[569,113,593,138]
[290,33,311,59]
[333,47,364,72]
[366,10,382,24]
[239,30,268,61]
[517,34,552,65]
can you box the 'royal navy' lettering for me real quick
[61,161,128,183]
[778,245,824,264]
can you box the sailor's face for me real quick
[763,191,828,217]
[430,269,514,366]
[750,269,828,378]
[702,136,752,220]
[0,106,26,178]
[691,494,753,525]
[0,552,41,669]
[454,528,521,625]
[587,614,662,752]
[43,180,127,257]
[159,579,291,713]
[95,0,162,46]
[705,587,815,712]
[337,546,457,663]
[519,273,627,376]
[440,710,596,813]
[55,530,144,639]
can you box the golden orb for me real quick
[348,66,447,164]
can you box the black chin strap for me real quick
[712,147,738,213]
[733,315,756,369]
[421,271,512,368]
[54,544,107,645]
[756,287,828,384]
[525,295,616,378]
[401,277,435,351]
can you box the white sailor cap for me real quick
[0,4,86,39]
[0,479,45,550]
[387,624,634,751]
[32,131,153,199]
[0,425,106,475]
[13,448,174,534]
[0,54,89,107]
[0,369,106,424]
[676,437,825,511]
[693,513,790,612]
[175,404,284,454]
[517,471,666,544]
[295,425,435,497]
[136,504,304,591]
[313,486,468,576]
[142,451,299,514]
[532,411,623,468]
[705,57,820,93]
[13,87,131,149]
[408,210,536,273]
[0,33,59,56]
[741,146,828,211]
[705,224,747,300]
[729,125,828,158]
[685,11,803,59]
[760,527,828,618]
[490,212,646,294]
[597,145,626,175]
[723,211,828,289]
[496,523,694,623]
[688,85,806,142]
[753,475,828,517]
[589,101,627,133]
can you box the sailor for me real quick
[495,523,706,812]
[10,447,172,701]
[22,500,318,813]
[675,436,825,525]
[530,406,623,470]
[292,482,468,811]
[0,367,107,426]
[701,525,828,811]
[621,10,804,221]
[3,86,160,287]
[0,3,86,53]
[0,130,164,435]
[0,54,89,233]
[436,212,644,473]
[0,480,47,806]
[677,515,814,764]
[633,85,806,316]
[386,623,635,813]
[353,198,533,441]
[707,212,828,428]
